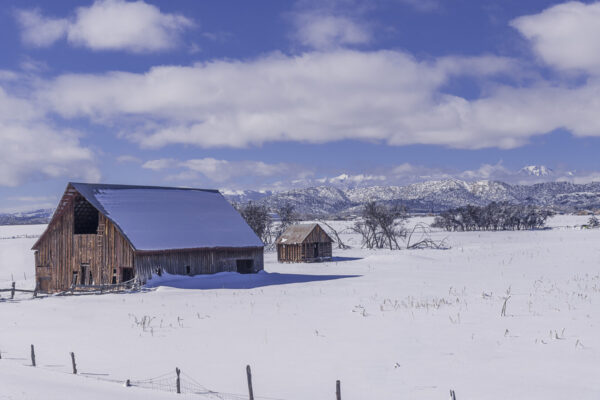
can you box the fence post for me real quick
[30,345,36,367]
[336,380,341,400]
[11,282,15,299]
[176,367,181,394]
[450,389,457,400]
[246,365,254,400]
[70,352,77,374]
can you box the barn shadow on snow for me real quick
[330,256,363,262]
[146,272,361,290]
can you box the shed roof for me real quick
[68,183,263,251]
[275,223,333,244]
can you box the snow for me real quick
[72,183,263,251]
[0,362,175,400]
[0,224,45,286]
[1,216,599,399]
[519,165,553,177]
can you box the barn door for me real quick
[80,263,89,285]
[313,243,319,258]
[121,267,134,282]
[236,259,253,274]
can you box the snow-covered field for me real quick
[1,216,599,399]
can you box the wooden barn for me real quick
[276,223,333,263]
[33,183,264,293]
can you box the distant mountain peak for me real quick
[519,165,553,177]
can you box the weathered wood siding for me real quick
[33,193,135,292]
[304,224,332,244]
[134,247,264,283]
[34,184,264,292]
[277,242,332,262]
[277,225,333,263]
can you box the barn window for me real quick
[185,265,191,275]
[111,268,117,284]
[236,259,253,274]
[71,271,79,286]
[121,267,134,282]
[74,196,99,234]
[155,267,163,277]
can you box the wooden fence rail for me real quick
[0,282,38,299]
[0,279,140,300]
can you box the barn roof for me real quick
[275,223,333,244]
[67,182,263,251]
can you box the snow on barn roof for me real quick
[275,223,332,244]
[70,182,263,251]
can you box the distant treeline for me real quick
[432,202,553,231]
[0,216,51,226]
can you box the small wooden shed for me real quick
[276,223,333,263]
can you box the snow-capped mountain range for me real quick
[0,209,53,225]
[2,165,599,224]
[226,179,600,216]
[518,165,554,177]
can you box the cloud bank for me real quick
[0,87,99,187]
[16,0,193,52]
[38,50,523,150]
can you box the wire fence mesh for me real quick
[0,346,285,400]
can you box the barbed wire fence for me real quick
[0,344,289,400]
[0,343,460,399]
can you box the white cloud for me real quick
[142,158,176,170]
[511,1,600,73]
[0,87,100,187]
[142,157,302,183]
[293,13,371,49]
[39,50,524,150]
[15,9,68,47]
[316,173,386,185]
[459,162,510,180]
[15,0,194,52]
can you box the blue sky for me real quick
[1,0,600,211]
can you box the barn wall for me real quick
[33,198,75,292]
[34,194,135,292]
[134,247,264,283]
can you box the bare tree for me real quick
[275,202,297,237]
[317,219,350,249]
[353,202,407,250]
[406,223,448,249]
[587,216,600,228]
[432,202,552,232]
[237,202,272,243]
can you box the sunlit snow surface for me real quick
[0,215,599,399]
